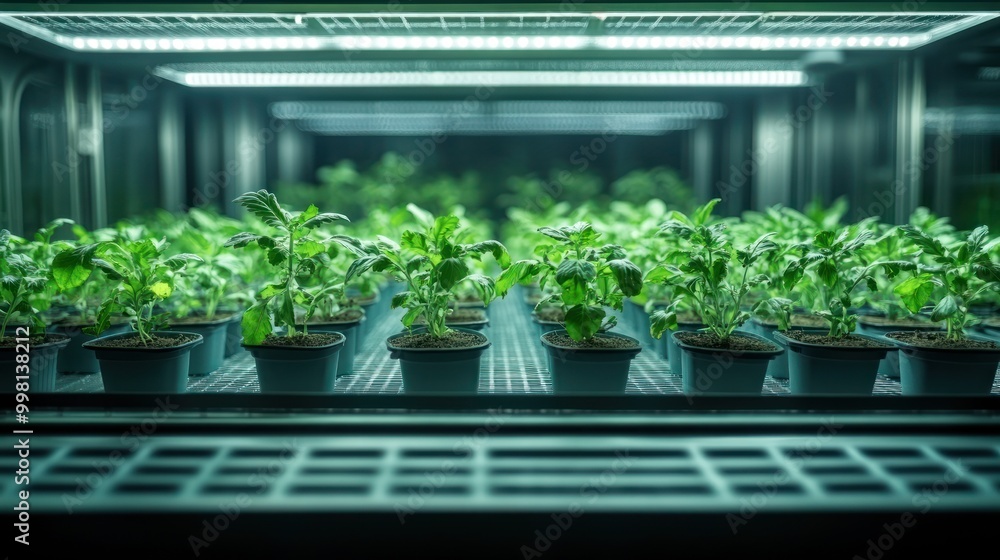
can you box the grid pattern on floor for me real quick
[5,434,1000,513]
[52,294,1000,395]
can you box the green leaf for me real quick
[437,258,469,291]
[817,260,837,287]
[555,259,596,306]
[233,190,288,229]
[241,302,273,345]
[649,309,678,339]
[406,203,436,230]
[401,306,423,328]
[692,198,721,226]
[431,215,461,246]
[162,253,203,270]
[537,226,570,242]
[301,212,348,230]
[258,283,285,300]
[466,240,511,268]
[295,239,326,259]
[464,274,497,305]
[564,304,605,341]
[608,259,643,297]
[931,295,960,322]
[225,232,273,249]
[400,231,431,255]
[496,260,541,295]
[894,274,936,314]
[346,255,393,284]
[51,244,99,290]
[391,291,414,309]
[267,247,289,267]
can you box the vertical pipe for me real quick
[893,56,925,225]
[691,120,713,203]
[158,87,185,212]
[64,63,82,224]
[87,66,106,228]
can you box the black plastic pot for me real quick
[47,322,130,374]
[886,331,1000,395]
[541,330,641,395]
[672,331,782,395]
[0,333,70,393]
[223,313,244,358]
[663,321,704,375]
[751,320,826,380]
[169,315,233,376]
[387,327,489,394]
[83,331,203,393]
[244,331,345,394]
[856,317,942,379]
[773,332,890,395]
[299,311,364,376]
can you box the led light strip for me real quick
[45,33,931,52]
[269,100,728,120]
[156,69,808,87]
[297,115,699,135]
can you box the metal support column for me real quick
[893,55,925,225]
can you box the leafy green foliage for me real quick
[779,226,914,338]
[52,231,201,344]
[894,225,1000,340]
[497,221,642,342]
[341,206,510,339]
[225,190,348,345]
[647,199,777,341]
[0,230,53,334]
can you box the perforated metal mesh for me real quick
[51,294,1000,396]
[5,434,1000,512]
[1,12,985,39]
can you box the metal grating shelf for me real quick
[51,292,1000,396]
[4,434,1000,513]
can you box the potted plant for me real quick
[855,215,946,377]
[886,225,1000,395]
[53,235,204,393]
[19,219,128,375]
[1,229,70,393]
[167,255,239,376]
[648,206,783,396]
[225,190,349,393]
[500,221,643,395]
[341,209,510,394]
[296,246,365,377]
[772,228,907,395]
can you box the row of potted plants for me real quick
[2,191,998,396]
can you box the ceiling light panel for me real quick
[0,11,995,52]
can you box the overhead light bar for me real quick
[157,69,808,88]
[270,100,727,120]
[0,11,994,52]
[297,115,699,136]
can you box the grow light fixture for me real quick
[0,11,995,52]
[157,69,808,88]
[925,107,1000,134]
[271,100,727,135]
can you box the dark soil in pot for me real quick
[244,332,345,394]
[541,330,641,395]
[886,331,1000,396]
[0,333,71,393]
[672,331,782,395]
[83,331,203,394]
[169,314,235,376]
[857,315,942,378]
[387,327,489,394]
[47,320,130,374]
[751,318,826,380]
[774,331,891,396]
[298,309,365,376]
